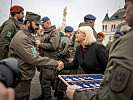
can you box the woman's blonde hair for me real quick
[78,26,96,45]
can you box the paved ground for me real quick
[29,71,56,100]
[29,68,84,100]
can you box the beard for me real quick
[18,17,23,22]
[28,22,36,33]
[28,22,39,34]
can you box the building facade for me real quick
[102,8,130,45]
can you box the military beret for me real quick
[41,17,50,23]
[65,26,74,32]
[10,5,24,13]
[25,11,42,25]
[98,32,105,37]
[84,14,96,20]
[115,30,124,36]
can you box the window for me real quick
[109,36,113,41]
[105,25,107,32]
[114,24,116,31]
[111,25,113,32]
[103,25,104,32]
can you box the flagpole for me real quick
[9,0,12,17]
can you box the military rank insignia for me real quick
[58,74,103,92]
[6,31,12,37]
[30,47,37,54]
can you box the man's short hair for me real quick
[10,12,20,17]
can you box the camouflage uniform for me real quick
[38,25,60,100]
[9,26,58,100]
[0,17,20,60]
[68,31,85,74]
[105,41,113,53]
[95,40,103,45]
[73,27,133,100]
[56,35,77,99]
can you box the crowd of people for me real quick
[0,0,133,100]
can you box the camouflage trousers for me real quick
[39,67,56,100]
[0,44,8,60]
[15,80,31,100]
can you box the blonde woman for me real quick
[58,26,108,74]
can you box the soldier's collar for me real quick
[64,35,70,38]
[10,17,20,29]
[21,26,32,37]
[45,25,56,33]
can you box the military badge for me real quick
[30,47,37,54]
[111,66,131,92]
[6,31,12,37]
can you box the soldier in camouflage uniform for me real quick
[106,30,124,52]
[0,5,24,60]
[55,26,77,100]
[79,14,97,39]
[66,0,133,99]
[8,12,60,100]
[95,32,105,45]
[34,17,61,100]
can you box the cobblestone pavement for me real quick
[29,71,57,100]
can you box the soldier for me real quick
[106,30,124,52]
[8,12,60,100]
[65,0,133,99]
[79,14,97,39]
[95,32,105,45]
[56,26,76,100]
[34,16,61,100]
[58,26,74,62]
[0,5,24,60]
[19,21,24,27]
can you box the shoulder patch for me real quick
[111,66,131,92]
[30,47,37,54]
[6,31,12,37]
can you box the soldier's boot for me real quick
[33,95,45,100]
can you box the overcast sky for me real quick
[0,0,125,32]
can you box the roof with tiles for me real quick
[103,8,126,22]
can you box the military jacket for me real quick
[73,27,133,100]
[39,25,60,60]
[105,41,113,53]
[9,26,58,80]
[0,17,20,60]
[95,40,104,45]
[58,35,71,62]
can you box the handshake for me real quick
[57,61,64,71]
